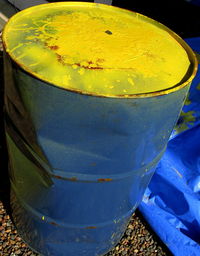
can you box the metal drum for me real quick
[2,2,197,256]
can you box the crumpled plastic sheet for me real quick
[139,38,200,256]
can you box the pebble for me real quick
[15,249,21,254]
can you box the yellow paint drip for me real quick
[3,2,191,96]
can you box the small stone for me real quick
[26,252,32,255]
[3,242,7,248]
[10,235,15,240]
[122,250,127,255]
[10,240,16,245]
[126,229,132,236]
[128,224,134,229]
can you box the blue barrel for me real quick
[2,2,197,256]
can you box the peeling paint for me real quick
[49,221,59,226]
[98,178,112,182]
[85,226,97,229]
[54,175,78,182]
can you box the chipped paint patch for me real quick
[49,221,59,226]
[54,175,77,181]
[98,178,112,182]
[85,226,97,229]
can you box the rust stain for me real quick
[98,178,112,182]
[96,58,105,63]
[75,61,103,70]
[3,2,197,98]
[85,226,97,229]
[56,53,66,65]
[54,175,63,179]
[90,162,97,166]
[54,55,104,70]
[49,221,59,226]
[54,175,78,181]
[87,66,103,70]
[69,177,78,181]
[48,45,59,50]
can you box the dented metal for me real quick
[2,2,198,256]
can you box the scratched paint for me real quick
[3,2,191,96]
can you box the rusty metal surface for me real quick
[2,2,197,98]
[2,2,198,256]
[4,59,193,255]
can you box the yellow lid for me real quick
[3,2,192,96]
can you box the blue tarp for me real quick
[139,38,200,256]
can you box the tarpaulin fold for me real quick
[139,37,200,256]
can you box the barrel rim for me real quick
[2,1,198,98]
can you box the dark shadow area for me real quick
[180,219,200,244]
[113,0,200,38]
[148,172,190,216]
[0,50,11,216]
[47,0,200,38]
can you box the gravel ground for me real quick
[0,38,171,256]
[0,200,171,256]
